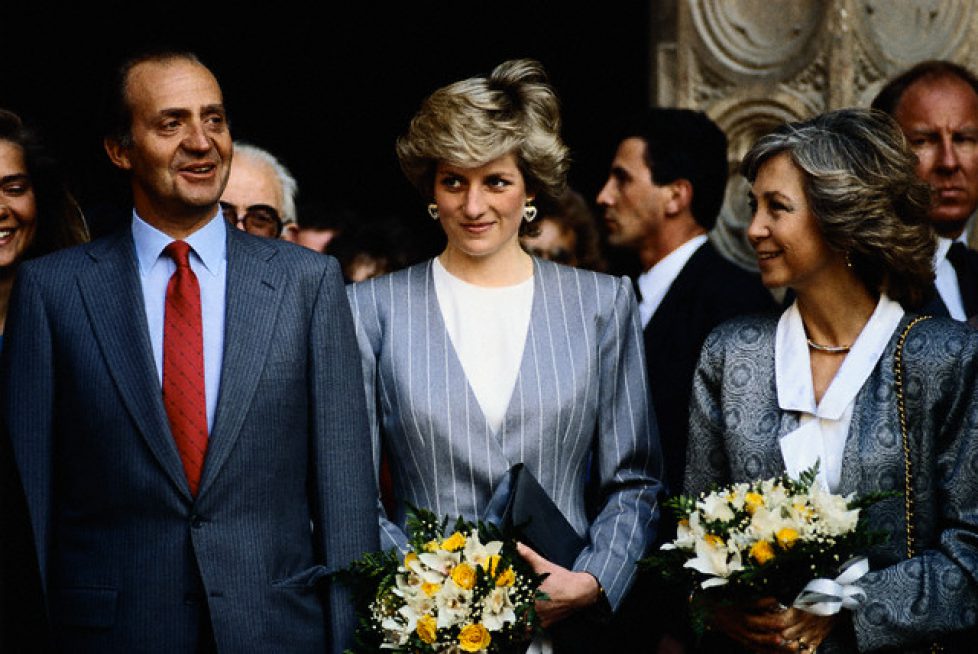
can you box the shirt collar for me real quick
[131,208,226,276]
[636,234,708,323]
[775,294,904,419]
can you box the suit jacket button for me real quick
[190,515,203,529]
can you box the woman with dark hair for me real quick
[684,108,978,652]
[0,107,87,650]
[347,59,663,649]
[0,109,88,347]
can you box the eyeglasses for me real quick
[220,201,283,237]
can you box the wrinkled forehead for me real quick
[125,58,224,117]
[898,74,978,120]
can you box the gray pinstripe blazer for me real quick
[347,258,664,610]
[686,313,978,653]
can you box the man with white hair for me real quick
[221,141,298,239]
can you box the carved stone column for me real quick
[656,0,978,269]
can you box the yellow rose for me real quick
[744,492,764,514]
[750,540,775,564]
[441,531,467,552]
[776,527,799,549]
[421,581,441,597]
[424,539,439,553]
[416,614,437,644]
[482,554,501,575]
[451,562,477,590]
[495,567,516,587]
[458,623,491,652]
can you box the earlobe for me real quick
[665,179,693,215]
[281,224,299,242]
[104,138,132,171]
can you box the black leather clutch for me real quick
[496,463,585,570]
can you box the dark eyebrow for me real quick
[610,165,630,180]
[158,104,226,118]
[159,108,192,120]
[763,190,794,206]
[0,173,30,185]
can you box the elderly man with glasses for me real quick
[221,141,297,239]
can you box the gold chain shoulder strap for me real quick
[894,315,930,559]
[892,315,942,654]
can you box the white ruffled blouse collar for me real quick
[775,294,905,418]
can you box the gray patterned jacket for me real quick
[685,313,978,653]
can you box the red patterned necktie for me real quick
[162,240,208,496]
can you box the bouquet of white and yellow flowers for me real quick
[641,464,891,634]
[343,507,546,654]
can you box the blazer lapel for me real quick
[76,231,191,498]
[198,231,285,496]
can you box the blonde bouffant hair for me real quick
[396,59,569,210]
[741,108,935,309]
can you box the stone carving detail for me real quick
[784,54,830,113]
[859,0,969,68]
[852,38,889,108]
[691,56,738,106]
[689,0,823,75]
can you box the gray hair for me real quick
[741,108,935,308]
[396,58,569,205]
[232,141,298,224]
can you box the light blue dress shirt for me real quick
[132,211,227,433]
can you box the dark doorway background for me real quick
[4,3,650,245]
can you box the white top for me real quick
[432,258,534,433]
[934,234,968,321]
[775,294,905,492]
[636,234,708,327]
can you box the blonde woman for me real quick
[347,60,663,648]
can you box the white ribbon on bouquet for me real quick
[792,556,869,616]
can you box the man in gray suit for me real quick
[0,51,376,652]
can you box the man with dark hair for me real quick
[597,107,775,497]
[872,59,978,324]
[0,51,376,653]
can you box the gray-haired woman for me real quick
[684,108,978,653]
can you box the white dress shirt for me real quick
[776,294,904,492]
[132,211,227,433]
[934,234,969,321]
[636,234,708,327]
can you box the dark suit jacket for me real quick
[643,241,776,496]
[0,223,377,653]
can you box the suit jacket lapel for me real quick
[76,231,191,498]
[647,241,710,332]
[199,230,285,496]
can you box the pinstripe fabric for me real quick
[348,258,664,610]
[0,224,377,654]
